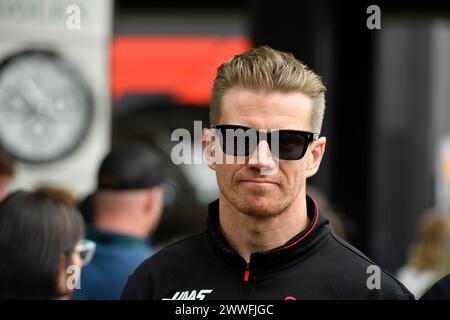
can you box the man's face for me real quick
[205,87,326,218]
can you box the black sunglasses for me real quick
[211,125,319,160]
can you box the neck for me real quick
[218,194,310,263]
[94,211,148,239]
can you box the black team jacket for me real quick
[121,196,414,300]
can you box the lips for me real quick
[240,179,279,185]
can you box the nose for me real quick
[248,140,278,174]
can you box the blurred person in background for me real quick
[420,213,450,299]
[0,188,93,299]
[122,46,413,300]
[74,142,166,300]
[397,211,450,299]
[434,220,450,282]
[0,151,15,202]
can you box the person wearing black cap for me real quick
[74,142,166,300]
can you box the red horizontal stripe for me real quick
[111,35,251,105]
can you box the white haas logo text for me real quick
[162,289,213,300]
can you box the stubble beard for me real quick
[220,181,302,219]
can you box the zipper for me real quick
[241,263,252,299]
[243,264,250,282]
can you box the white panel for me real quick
[0,0,112,198]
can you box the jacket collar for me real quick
[206,195,331,277]
[87,227,150,247]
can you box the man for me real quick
[121,46,413,299]
[0,152,14,202]
[75,142,165,300]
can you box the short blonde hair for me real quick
[210,46,327,132]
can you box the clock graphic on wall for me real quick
[0,50,93,163]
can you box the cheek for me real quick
[215,164,241,186]
[71,252,83,268]
[280,160,306,184]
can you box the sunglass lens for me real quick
[81,248,94,266]
[79,250,88,261]
[221,128,257,156]
[277,132,306,160]
[216,126,310,160]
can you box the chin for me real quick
[219,182,296,218]
[235,195,286,218]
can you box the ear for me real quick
[306,136,326,178]
[202,128,217,170]
[144,187,164,214]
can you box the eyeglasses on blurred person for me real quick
[73,239,96,267]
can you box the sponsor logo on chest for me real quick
[162,289,213,300]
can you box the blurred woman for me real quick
[420,213,450,299]
[397,211,449,299]
[432,212,450,282]
[0,188,95,299]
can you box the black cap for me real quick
[97,142,166,191]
